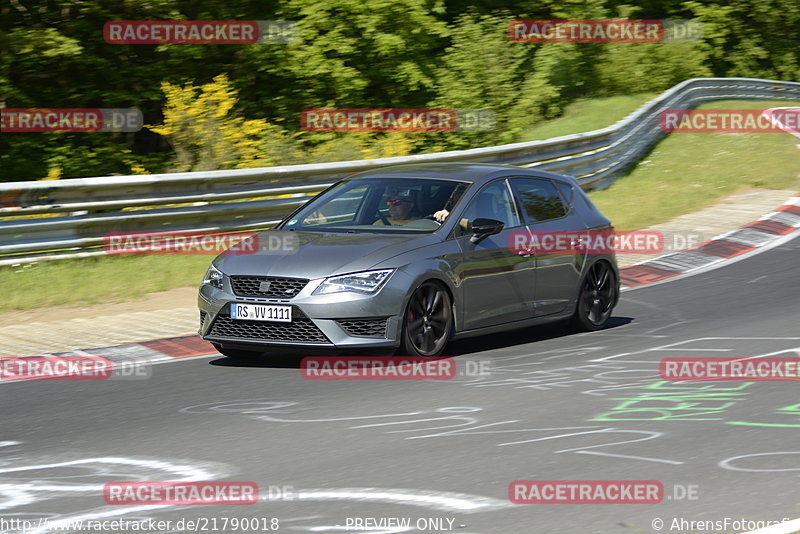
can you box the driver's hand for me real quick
[433,210,449,222]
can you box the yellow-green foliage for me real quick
[39,167,62,181]
[148,74,294,171]
[130,163,149,175]
[303,132,416,163]
[357,133,415,159]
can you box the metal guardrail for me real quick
[2,77,800,265]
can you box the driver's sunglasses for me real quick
[386,198,409,206]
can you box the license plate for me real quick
[230,303,292,322]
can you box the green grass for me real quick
[0,255,211,312]
[2,96,798,313]
[522,93,658,140]
[589,99,800,229]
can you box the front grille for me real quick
[209,311,330,344]
[200,311,207,329]
[337,318,389,338]
[230,276,308,298]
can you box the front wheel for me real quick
[399,282,453,357]
[570,261,618,332]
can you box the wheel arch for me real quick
[398,269,459,335]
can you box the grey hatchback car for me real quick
[198,163,619,357]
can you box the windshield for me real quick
[281,177,470,233]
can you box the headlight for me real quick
[202,264,224,289]
[313,269,394,295]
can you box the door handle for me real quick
[570,236,587,250]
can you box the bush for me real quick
[594,43,712,96]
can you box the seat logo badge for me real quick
[259,281,271,292]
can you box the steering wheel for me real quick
[376,211,392,225]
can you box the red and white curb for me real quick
[620,193,800,289]
[0,336,218,384]
[762,107,800,144]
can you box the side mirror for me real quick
[469,218,504,243]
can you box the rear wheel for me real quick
[399,281,453,357]
[212,343,262,360]
[570,261,617,332]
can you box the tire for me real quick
[398,281,453,357]
[570,261,618,332]
[212,343,263,360]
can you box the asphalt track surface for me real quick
[1,234,799,534]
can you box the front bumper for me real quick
[198,273,411,349]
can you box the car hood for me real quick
[213,229,437,279]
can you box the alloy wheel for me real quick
[581,261,616,327]
[403,282,452,356]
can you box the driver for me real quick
[374,194,420,225]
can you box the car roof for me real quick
[347,162,575,185]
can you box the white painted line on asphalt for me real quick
[743,517,800,534]
[277,488,514,512]
[141,353,219,365]
[590,337,800,363]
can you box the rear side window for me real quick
[553,180,574,211]
[510,178,567,223]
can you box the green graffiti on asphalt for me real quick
[726,403,800,428]
[590,381,754,422]
[591,382,798,427]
